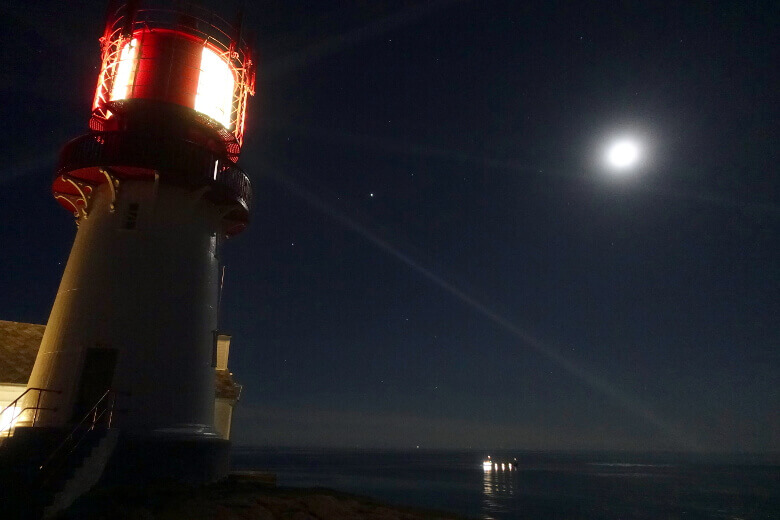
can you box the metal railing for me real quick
[57,130,252,213]
[38,389,116,487]
[0,388,61,440]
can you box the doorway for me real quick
[71,347,118,423]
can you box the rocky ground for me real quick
[59,475,468,520]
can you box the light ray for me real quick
[263,164,702,450]
[263,0,468,80]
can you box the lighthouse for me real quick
[6,0,255,493]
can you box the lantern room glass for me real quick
[109,38,235,129]
[195,47,235,128]
[110,38,139,101]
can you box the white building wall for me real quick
[213,398,234,440]
[0,383,26,431]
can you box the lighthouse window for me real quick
[110,38,139,101]
[195,47,234,128]
[123,203,140,230]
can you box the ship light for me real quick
[482,460,493,471]
[195,46,234,128]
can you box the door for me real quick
[71,347,118,423]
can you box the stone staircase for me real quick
[0,427,118,519]
[41,428,119,518]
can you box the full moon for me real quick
[606,139,640,170]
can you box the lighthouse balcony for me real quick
[54,131,252,235]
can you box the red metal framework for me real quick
[53,1,255,237]
[91,1,256,147]
[55,129,252,236]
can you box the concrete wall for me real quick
[27,182,222,438]
[213,398,234,440]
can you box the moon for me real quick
[606,139,640,170]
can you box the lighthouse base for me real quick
[0,429,229,519]
[101,432,231,485]
[0,427,229,488]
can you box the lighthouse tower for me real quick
[20,1,255,483]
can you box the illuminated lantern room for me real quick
[102,31,237,132]
[92,5,255,144]
[53,2,256,236]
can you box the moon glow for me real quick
[606,140,640,170]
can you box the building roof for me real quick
[0,320,46,384]
[0,320,242,400]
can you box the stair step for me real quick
[42,429,119,518]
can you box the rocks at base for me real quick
[59,479,468,520]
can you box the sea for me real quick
[231,448,779,520]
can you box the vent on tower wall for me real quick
[123,203,139,230]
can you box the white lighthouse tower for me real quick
[12,0,255,488]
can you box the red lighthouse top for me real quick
[92,1,256,151]
[53,1,255,237]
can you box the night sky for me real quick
[0,1,776,452]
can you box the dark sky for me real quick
[0,0,777,452]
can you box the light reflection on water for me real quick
[231,449,780,520]
[482,467,515,519]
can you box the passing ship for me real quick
[482,455,518,471]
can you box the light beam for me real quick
[265,163,701,450]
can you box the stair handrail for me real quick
[38,389,116,485]
[1,387,61,438]
[4,406,58,428]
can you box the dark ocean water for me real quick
[231,448,778,520]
